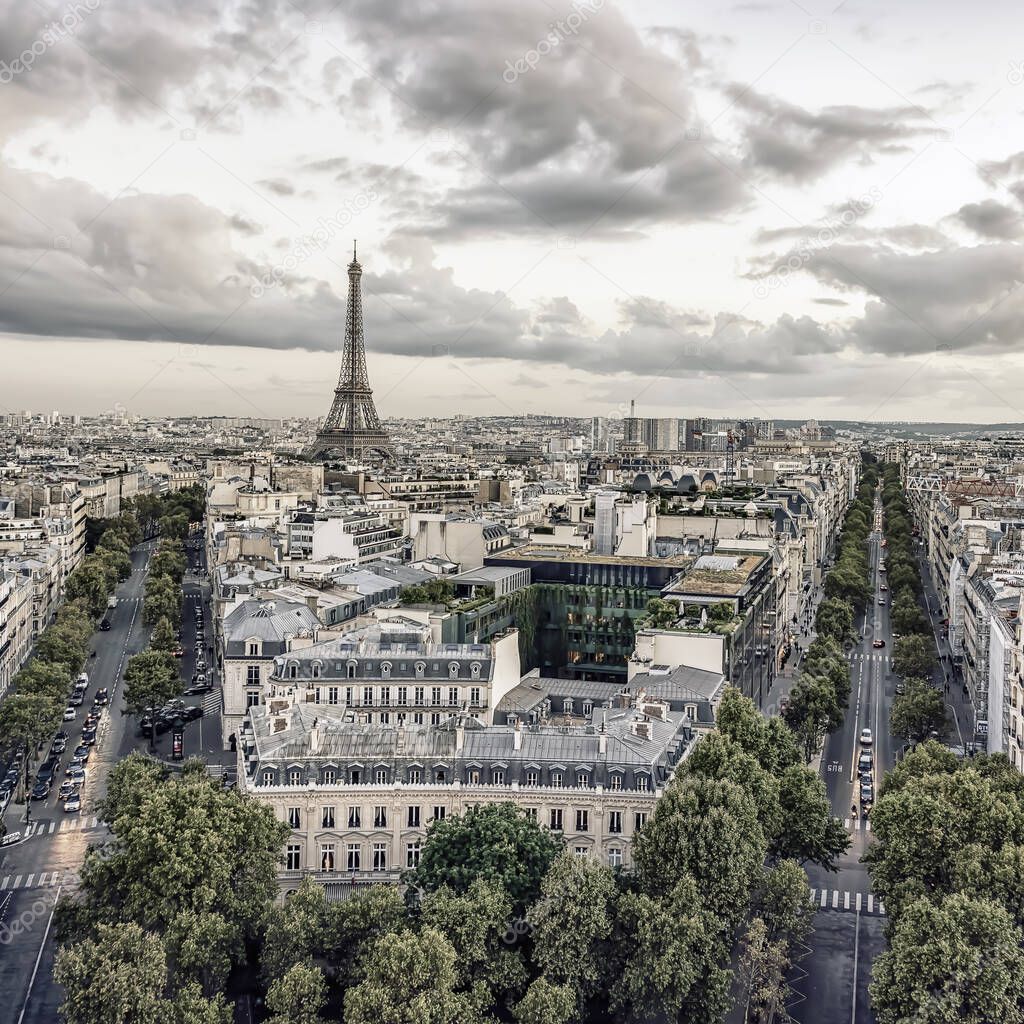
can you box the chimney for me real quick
[309,717,320,753]
[598,712,607,755]
[455,719,465,753]
[513,718,522,751]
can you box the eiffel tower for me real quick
[308,244,392,461]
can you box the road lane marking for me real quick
[12,875,22,888]
[1,875,9,889]
[867,894,874,913]
[820,889,827,908]
[844,891,850,910]
[856,893,862,912]
[24,873,33,888]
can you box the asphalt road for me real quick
[790,495,896,1024]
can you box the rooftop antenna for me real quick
[352,239,357,261]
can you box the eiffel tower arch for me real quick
[308,245,393,461]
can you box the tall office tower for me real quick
[593,491,617,555]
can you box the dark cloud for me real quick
[956,199,1023,240]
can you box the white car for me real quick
[63,793,81,813]
[860,727,873,747]
[62,706,76,721]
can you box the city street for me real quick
[0,536,223,1023]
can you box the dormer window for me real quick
[381,661,392,679]
[448,662,460,679]
[287,662,298,680]
[470,662,481,679]
[347,660,357,679]
[415,661,425,678]
[311,662,322,680]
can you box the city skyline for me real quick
[2,0,1023,422]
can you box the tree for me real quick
[893,634,936,679]
[99,752,166,823]
[164,910,237,997]
[265,964,327,1024]
[260,878,333,988]
[823,567,870,613]
[611,877,731,1024]
[325,883,410,988]
[737,917,792,1024]
[0,693,62,793]
[783,676,841,763]
[715,687,802,776]
[632,776,766,930]
[158,513,190,540]
[870,894,1024,1024]
[774,764,850,869]
[513,978,577,1024]
[891,678,947,744]
[527,854,618,1014]
[56,924,171,1024]
[35,618,90,674]
[640,597,680,629]
[145,575,182,627]
[123,650,182,742]
[66,559,114,616]
[813,598,853,643]
[406,802,563,910]
[753,860,814,945]
[151,616,179,654]
[342,927,488,1024]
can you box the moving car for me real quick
[50,737,67,757]
[63,706,76,721]
[69,691,84,706]
[872,639,885,648]
[95,687,109,706]
[58,779,78,799]
[81,727,97,746]
[878,598,887,606]
[181,705,204,722]
[859,782,874,806]
[185,682,212,696]
[74,744,90,762]
[879,584,889,592]
[66,766,87,784]
[30,779,51,800]
[63,793,81,813]
[860,727,873,747]
[99,619,111,631]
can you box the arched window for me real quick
[311,662,322,680]
[287,662,298,680]
[347,660,357,679]
[415,661,425,678]
[448,662,460,679]
[381,661,392,679]
[470,662,481,679]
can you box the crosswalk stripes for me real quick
[809,887,886,916]
[1,870,75,892]
[845,652,892,665]
[843,817,872,832]
[201,688,222,716]
[25,815,103,838]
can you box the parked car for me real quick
[66,766,87,784]
[95,688,109,706]
[859,782,874,806]
[879,584,889,592]
[69,691,84,706]
[185,682,212,695]
[63,793,81,813]
[860,728,873,747]
[65,757,85,776]
[99,619,111,631]
[74,744,91,761]
[171,647,184,658]
[877,598,887,606]
[82,728,97,746]
[58,779,78,799]
[50,737,67,756]
[193,673,207,686]
[895,681,906,695]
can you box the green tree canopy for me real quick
[891,677,947,744]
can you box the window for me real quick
[375,768,388,784]
[574,846,589,858]
[470,686,481,707]
[288,663,298,679]
[413,712,424,725]
[563,699,573,714]
[346,844,361,871]
[448,687,459,707]
[380,711,390,725]
[524,807,538,822]
[575,809,589,832]
[374,806,387,828]
[634,811,648,832]
[397,686,408,705]
[526,770,538,786]
[431,686,442,705]
[636,775,650,792]
[347,806,361,828]
[470,662,481,679]
[577,772,589,788]
[261,770,275,786]
[430,712,441,725]
[608,847,623,868]
[372,842,387,871]
[246,665,260,686]
[609,774,622,791]
[247,642,259,656]
[247,692,261,708]
[381,686,391,707]
[414,662,425,678]
[311,662,321,680]
[363,686,373,706]
[448,662,459,679]
[407,805,420,828]
[433,805,446,822]
[347,661,356,679]
[289,769,303,786]
[549,809,563,831]
[320,844,336,872]
[286,844,301,871]
[685,704,697,721]
[608,810,623,834]
[551,772,563,788]
[323,769,336,785]
[468,769,480,785]
[407,768,422,784]
[583,701,593,717]
[414,686,425,707]
[350,768,361,784]
[435,767,447,783]
[381,662,391,679]
[492,769,505,785]
[406,841,421,868]
[322,806,335,829]
[287,807,301,829]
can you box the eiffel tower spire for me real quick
[308,245,392,460]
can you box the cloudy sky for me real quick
[2,0,1023,422]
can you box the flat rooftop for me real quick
[489,545,694,568]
